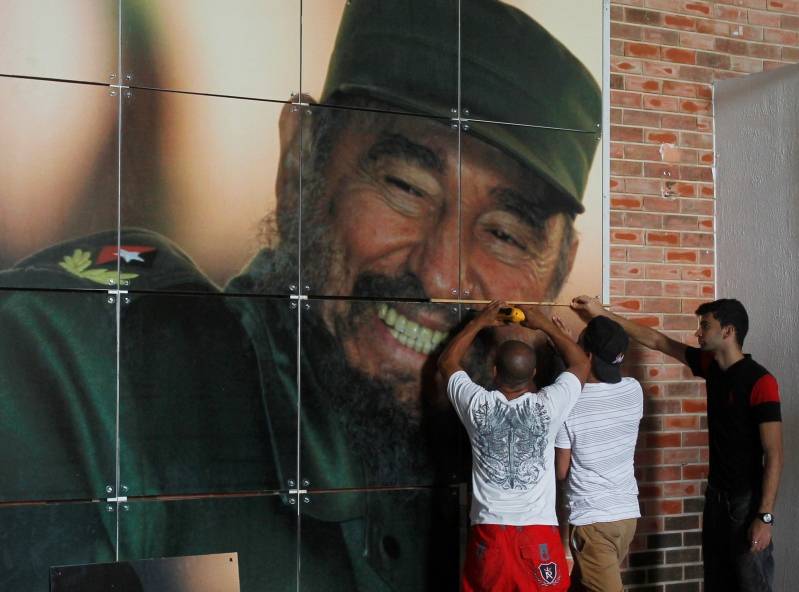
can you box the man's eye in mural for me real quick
[487,225,526,250]
[385,174,424,198]
[477,210,547,266]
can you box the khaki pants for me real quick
[568,519,637,592]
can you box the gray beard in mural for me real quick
[471,397,550,490]
[254,195,493,485]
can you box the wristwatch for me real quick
[758,513,774,525]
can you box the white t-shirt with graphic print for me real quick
[447,370,582,526]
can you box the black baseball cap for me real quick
[581,317,629,384]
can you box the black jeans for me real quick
[703,485,774,592]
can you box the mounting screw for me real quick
[289,284,297,292]
[303,285,310,292]
[451,122,459,129]
[450,288,458,296]
[462,108,470,116]
[110,73,117,80]
[121,485,128,493]
[304,303,311,311]
[123,297,131,304]
[107,296,116,304]
[462,123,470,132]
[450,107,457,114]
[303,496,310,504]
[125,73,133,81]
[108,278,115,286]
[290,301,297,310]
[106,504,115,513]
[105,485,113,494]
[289,497,296,505]
[288,479,296,488]
[110,89,118,96]
[124,90,132,99]
[122,504,129,512]
[302,479,310,487]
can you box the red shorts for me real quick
[462,524,569,592]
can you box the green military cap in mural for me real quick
[322,0,602,213]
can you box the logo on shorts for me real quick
[537,562,559,586]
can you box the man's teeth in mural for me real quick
[377,304,447,355]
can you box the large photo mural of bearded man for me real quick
[0,1,604,590]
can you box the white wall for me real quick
[714,63,799,590]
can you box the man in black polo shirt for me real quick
[571,296,783,592]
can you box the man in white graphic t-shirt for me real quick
[554,316,643,592]
[438,301,590,592]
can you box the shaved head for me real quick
[495,340,537,389]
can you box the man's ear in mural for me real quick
[566,233,579,282]
[274,95,314,239]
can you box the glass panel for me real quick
[461,0,602,130]
[121,0,300,101]
[459,122,602,306]
[0,78,119,289]
[301,0,458,119]
[298,299,467,489]
[119,88,298,294]
[119,293,298,496]
[0,0,118,83]
[119,495,297,592]
[299,488,461,591]
[300,106,459,300]
[0,290,116,501]
[0,501,116,592]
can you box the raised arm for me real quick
[571,295,688,365]
[519,305,590,387]
[438,300,505,382]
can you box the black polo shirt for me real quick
[685,347,781,494]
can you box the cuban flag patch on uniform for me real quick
[96,245,157,266]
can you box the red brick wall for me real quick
[608,1,799,589]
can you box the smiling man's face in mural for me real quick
[270,103,578,417]
[254,2,600,464]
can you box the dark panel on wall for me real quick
[0,290,116,501]
[118,496,297,592]
[119,293,298,496]
[299,488,461,592]
[0,501,116,592]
